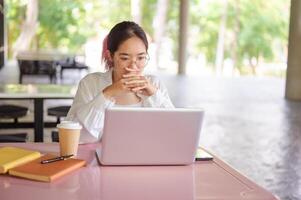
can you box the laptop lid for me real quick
[98,107,204,166]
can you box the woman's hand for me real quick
[122,67,157,96]
[102,78,131,99]
[103,67,157,99]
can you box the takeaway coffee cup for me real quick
[57,121,82,157]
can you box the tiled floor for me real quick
[1,61,301,200]
[163,74,301,200]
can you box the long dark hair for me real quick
[102,21,148,69]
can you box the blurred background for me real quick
[1,1,301,200]
[2,0,289,77]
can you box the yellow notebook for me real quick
[0,147,41,174]
[9,154,86,182]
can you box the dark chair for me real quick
[47,106,71,142]
[57,57,89,79]
[18,60,57,83]
[51,131,59,142]
[47,106,71,124]
[0,105,28,123]
[0,105,28,142]
[0,133,27,143]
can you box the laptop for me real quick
[96,107,204,166]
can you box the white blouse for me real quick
[65,69,174,143]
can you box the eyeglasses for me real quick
[117,54,150,67]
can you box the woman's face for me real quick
[111,36,148,78]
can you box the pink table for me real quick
[0,143,278,200]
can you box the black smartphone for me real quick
[195,149,213,161]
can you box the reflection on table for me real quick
[0,143,278,200]
[100,165,194,200]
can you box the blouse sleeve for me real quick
[65,77,114,143]
[140,76,174,108]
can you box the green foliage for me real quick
[5,0,26,57]
[141,0,179,59]
[191,0,289,70]
[97,0,131,28]
[141,0,157,36]
[38,0,88,51]
[6,0,132,55]
[166,0,179,60]
[5,0,290,74]
[191,0,221,63]
[236,0,286,61]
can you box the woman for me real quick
[66,21,174,143]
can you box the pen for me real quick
[40,154,74,164]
